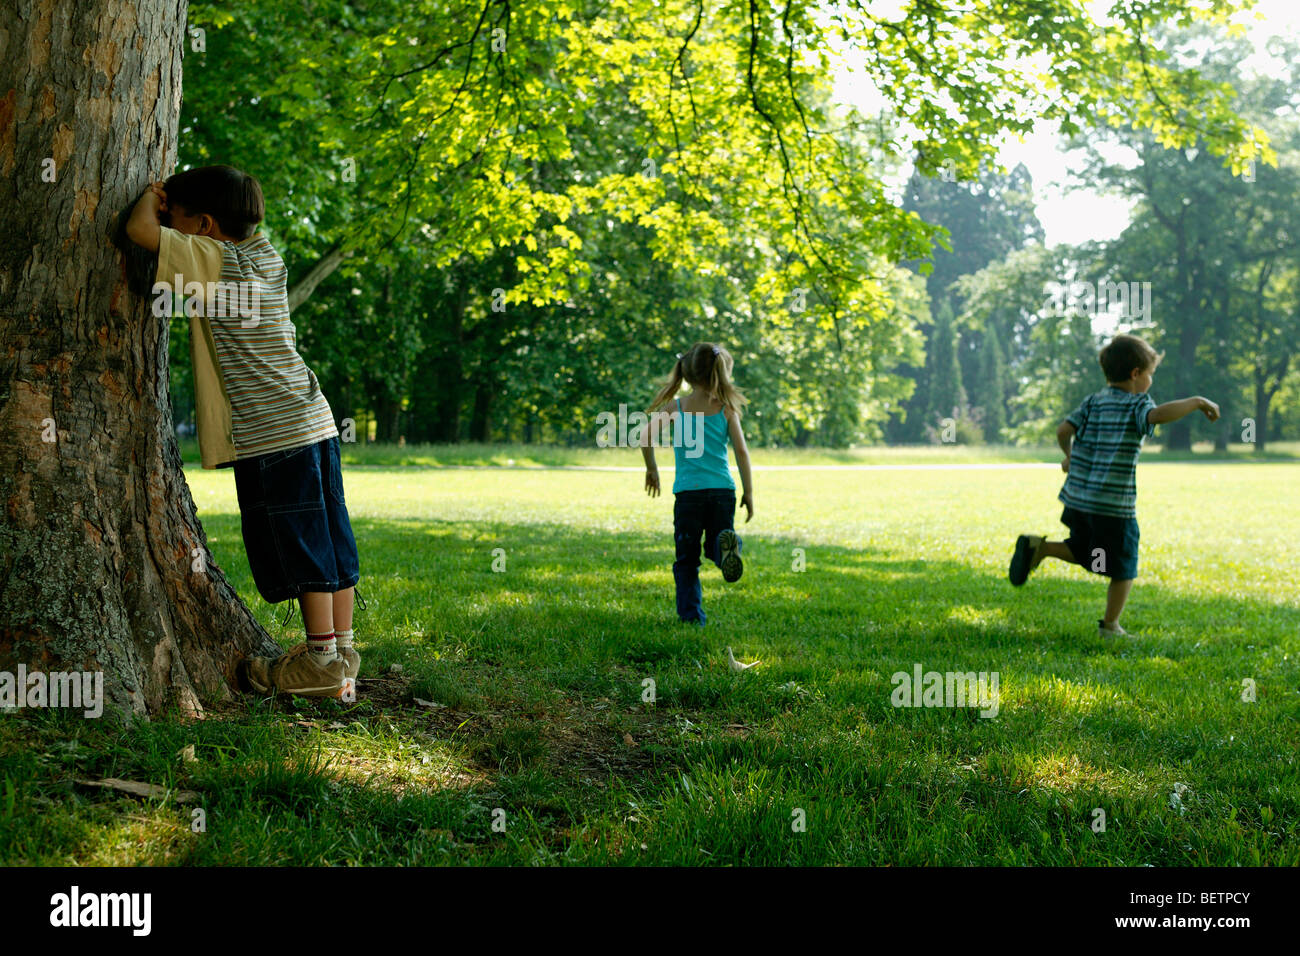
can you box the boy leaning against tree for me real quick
[125,165,360,698]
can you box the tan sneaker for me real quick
[243,644,346,698]
[338,646,360,681]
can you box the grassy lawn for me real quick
[3,453,1298,865]
[174,438,1300,468]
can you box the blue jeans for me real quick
[673,489,738,623]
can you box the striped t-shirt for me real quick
[156,228,337,469]
[1058,386,1157,518]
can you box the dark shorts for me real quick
[1061,506,1139,580]
[233,436,360,603]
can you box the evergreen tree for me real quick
[928,298,966,424]
[975,322,1008,440]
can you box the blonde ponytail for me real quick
[647,356,686,413]
[650,342,748,416]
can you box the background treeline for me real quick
[168,3,1299,451]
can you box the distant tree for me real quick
[1069,26,1293,451]
[954,242,1097,442]
[928,298,967,428]
[891,163,1045,441]
[975,323,1008,441]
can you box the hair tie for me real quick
[675,353,683,360]
[711,346,721,355]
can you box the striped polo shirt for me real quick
[1058,386,1157,518]
[156,228,337,469]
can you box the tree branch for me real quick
[288,242,351,312]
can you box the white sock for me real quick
[336,628,355,653]
[307,631,337,663]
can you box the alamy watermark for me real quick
[152,275,261,327]
[890,664,999,718]
[50,886,150,936]
[1043,280,1151,323]
[595,404,704,458]
[0,666,103,718]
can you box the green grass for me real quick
[3,456,1298,864]
[175,438,1300,468]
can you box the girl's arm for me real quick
[726,409,754,522]
[641,409,664,497]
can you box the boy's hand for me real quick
[1061,456,1070,474]
[136,181,167,216]
[125,181,168,252]
[1199,397,1220,422]
[645,467,660,497]
[740,492,754,523]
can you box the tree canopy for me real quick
[172,0,1279,447]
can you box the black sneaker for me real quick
[1009,534,1044,586]
[718,529,743,583]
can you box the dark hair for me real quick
[163,165,264,240]
[1099,333,1161,382]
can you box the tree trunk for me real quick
[1213,418,1229,453]
[374,393,400,442]
[1254,382,1269,455]
[469,382,493,442]
[0,0,279,720]
[430,357,462,442]
[425,269,467,442]
[1164,418,1192,452]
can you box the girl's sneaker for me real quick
[1098,620,1130,638]
[718,529,743,583]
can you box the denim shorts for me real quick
[233,436,360,603]
[1061,506,1139,580]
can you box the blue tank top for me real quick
[671,397,735,493]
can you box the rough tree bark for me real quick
[0,0,280,719]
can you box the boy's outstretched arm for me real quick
[727,409,754,522]
[1148,396,1220,425]
[125,182,168,252]
[1057,420,1075,473]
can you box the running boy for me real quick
[1008,333,1219,637]
[125,166,360,696]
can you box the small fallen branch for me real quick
[74,777,200,805]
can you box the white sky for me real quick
[833,0,1299,247]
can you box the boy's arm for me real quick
[727,409,754,522]
[1148,396,1220,425]
[1057,421,1075,472]
[125,182,168,253]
